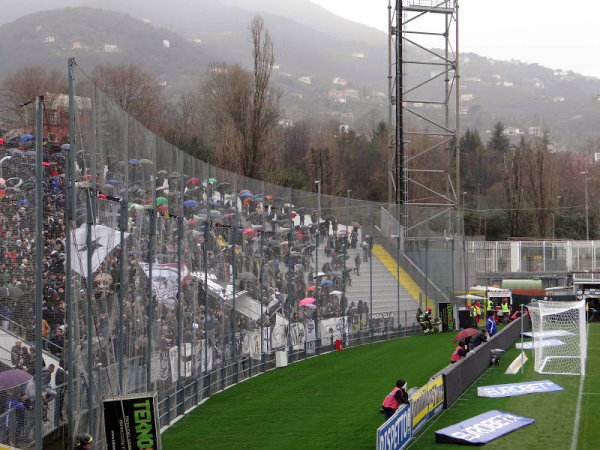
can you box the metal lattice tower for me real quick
[389,0,460,236]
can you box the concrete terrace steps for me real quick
[372,244,422,305]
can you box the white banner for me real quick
[319,317,348,346]
[306,320,316,355]
[139,262,190,308]
[289,323,306,351]
[71,224,128,278]
[505,352,528,374]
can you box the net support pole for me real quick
[146,211,156,392]
[118,200,127,393]
[66,57,76,447]
[203,221,209,382]
[85,189,94,435]
[177,215,184,414]
[34,96,44,450]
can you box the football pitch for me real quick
[162,324,599,449]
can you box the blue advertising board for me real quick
[435,410,534,445]
[377,404,412,450]
[478,380,563,398]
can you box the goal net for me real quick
[526,300,587,376]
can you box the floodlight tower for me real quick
[389,0,460,237]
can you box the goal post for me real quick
[526,300,587,376]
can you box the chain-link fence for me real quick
[0,62,459,448]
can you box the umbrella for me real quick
[330,290,343,296]
[19,134,34,143]
[106,179,119,185]
[157,170,168,176]
[0,369,32,391]
[128,158,140,164]
[453,328,480,343]
[203,178,217,184]
[456,294,485,301]
[186,178,200,185]
[128,250,143,256]
[307,285,316,292]
[242,228,254,235]
[140,159,154,166]
[60,143,70,150]
[239,192,254,199]
[24,150,36,156]
[208,200,221,208]
[183,200,199,208]
[350,222,361,227]
[167,171,180,178]
[209,210,222,218]
[238,272,257,282]
[156,197,168,205]
[303,303,317,310]
[16,199,30,207]
[320,280,333,287]
[299,297,316,306]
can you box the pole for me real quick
[463,192,468,293]
[203,221,209,378]
[118,200,127,392]
[176,215,184,414]
[396,0,403,210]
[66,57,76,447]
[315,180,321,279]
[259,181,266,369]
[34,96,44,450]
[146,211,156,392]
[387,0,394,204]
[585,173,589,240]
[369,206,373,332]
[85,189,94,435]
[520,303,525,375]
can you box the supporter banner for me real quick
[319,317,348,346]
[478,380,563,398]
[289,322,306,351]
[522,330,575,338]
[376,404,412,450]
[104,393,162,450]
[272,315,288,349]
[150,350,170,382]
[411,375,445,433]
[169,346,179,383]
[505,353,528,375]
[435,410,534,445]
[139,262,190,308]
[306,320,316,355]
[71,224,128,278]
[516,339,565,349]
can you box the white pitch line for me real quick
[570,324,589,450]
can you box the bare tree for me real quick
[502,137,526,237]
[92,63,165,133]
[524,134,552,236]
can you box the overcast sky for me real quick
[310,0,600,78]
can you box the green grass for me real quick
[162,333,453,449]
[409,322,600,450]
[161,325,599,449]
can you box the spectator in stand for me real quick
[50,327,65,358]
[10,341,22,368]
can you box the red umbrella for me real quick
[299,297,316,306]
[307,285,316,292]
[186,178,200,185]
[42,161,50,167]
[242,228,254,235]
[453,328,480,343]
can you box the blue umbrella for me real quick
[239,192,254,199]
[320,279,333,287]
[209,210,222,218]
[16,199,30,207]
[209,200,221,208]
[128,250,143,256]
[19,134,34,143]
[24,150,36,156]
[106,179,119,185]
[128,159,140,164]
[183,200,199,208]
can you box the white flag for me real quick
[71,224,128,278]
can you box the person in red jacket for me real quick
[381,378,410,420]
[450,340,468,363]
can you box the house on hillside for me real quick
[351,52,365,59]
[332,78,348,86]
[328,90,345,100]
[43,36,55,43]
[41,93,91,143]
[343,89,359,100]
[104,44,119,53]
[298,76,312,85]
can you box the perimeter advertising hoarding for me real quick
[376,404,412,450]
[104,393,162,450]
[435,410,534,444]
[411,375,444,434]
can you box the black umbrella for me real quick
[238,272,257,282]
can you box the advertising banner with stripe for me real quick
[435,410,534,445]
[376,404,412,450]
[478,380,563,398]
[411,375,445,433]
